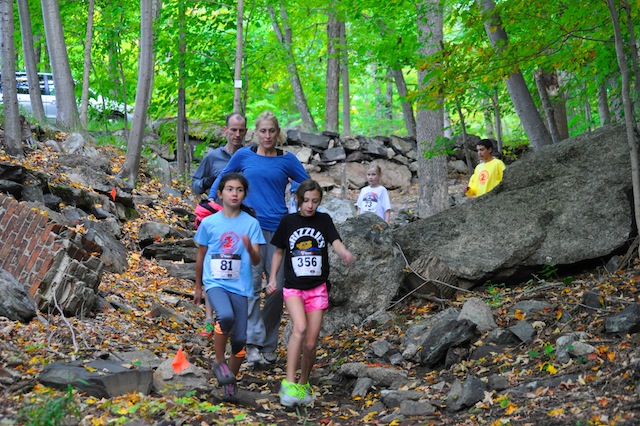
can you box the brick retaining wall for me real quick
[0,194,105,315]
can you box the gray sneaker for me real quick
[262,352,277,364]
[245,346,264,367]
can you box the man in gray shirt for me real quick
[191,113,247,195]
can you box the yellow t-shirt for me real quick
[465,158,506,197]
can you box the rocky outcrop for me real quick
[394,124,636,289]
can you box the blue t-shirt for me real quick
[194,210,265,296]
[209,146,309,231]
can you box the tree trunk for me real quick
[17,0,46,123]
[416,0,448,218]
[79,0,95,130]
[119,0,161,188]
[478,0,551,150]
[339,20,350,136]
[492,88,503,152]
[597,80,611,126]
[482,97,495,140]
[324,9,340,133]
[41,0,79,129]
[372,63,382,119]
[233,0,244,113]
[1,0,23,158]
[267,3,317,131]
[606,0,640,244]
[456,98,474,174]
[621,0,640,97]
[385,69,393,121]
[534,71,560,144]
[176,0,186,177]
[392,68,416,138]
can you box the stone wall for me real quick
[0,194,105,315]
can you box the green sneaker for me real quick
[299,382,314,406]
[278,379,307,407]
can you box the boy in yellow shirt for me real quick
[465,139,505,198]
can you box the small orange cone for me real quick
[172,347,190,373]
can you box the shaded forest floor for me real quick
[1,144,640,425]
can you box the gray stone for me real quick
[488,374,509,391]
[418,319,479,366]
[152,357,209,396]
[351,377,374,398]
[0,269,36,323]
[394,125,636,291]
[381,389,424,408]
[321,146,346,162]
[458,297,498,332]
[317,197,356,224]
[446,375,487,412]
[286,130,330,149]
[341,136,361,151]
[142,238,198,262]
[338,362,407,387]
[138,222,193,248]
[400,399,436,416]
[363,137,388,157]
[486,328,520,345]
[402,307,461,361]
[39,359,153,398]
[508,320,537,344]
[556,332,589,363]
[308,172,338,190]
[448,159,470,174]
[371,339,396,358]
[605,303,640,335]
[61,132,86,154]
[158,260,195,281]
[582,291,603,309]
[82,220,128,273]
[389,135,415,155]
[110,350,164,369]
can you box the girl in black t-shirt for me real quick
[267,179,354,407]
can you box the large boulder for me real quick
[394,124,636,291]
[324,214,405,333]
[0,269,36,323]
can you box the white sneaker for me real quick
[245,346,264,367]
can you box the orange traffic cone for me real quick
[172,347,190,373]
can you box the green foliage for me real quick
[9,0,636,142]
[486,281,507,307]
[17,385,80,426]
[421,135,456,159]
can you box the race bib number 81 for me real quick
[211,254,241,279]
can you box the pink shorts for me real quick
[283,283,329,312]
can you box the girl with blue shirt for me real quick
[194,172,265,402]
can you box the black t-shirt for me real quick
[270,212,341,290]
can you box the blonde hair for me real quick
[254,111,285,143]
[367,164,382,176]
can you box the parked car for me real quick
[2,71,133,121]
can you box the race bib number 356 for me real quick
[292,254,322,277]
[211,254,241,279]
